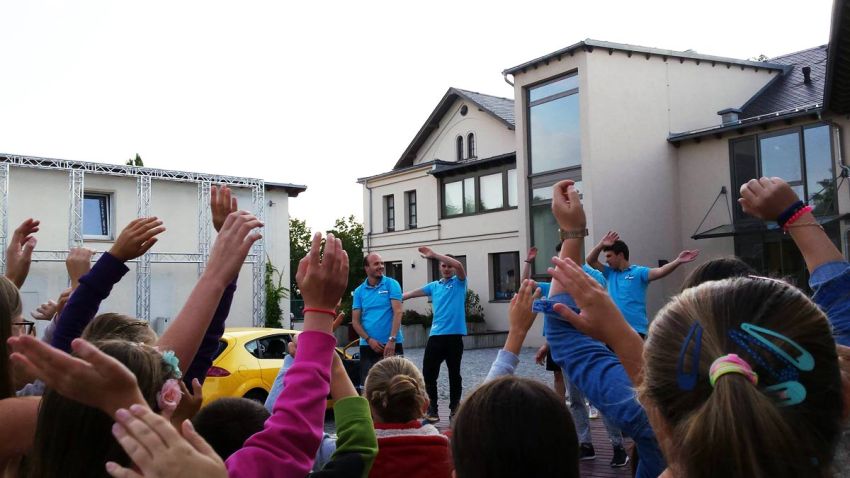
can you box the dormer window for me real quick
[456,135,464,161]
[467,133,476,159]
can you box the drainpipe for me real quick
[365,182,373,254]
[503,73,514,87]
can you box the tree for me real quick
[327,215,365,315]
[748,54,769,62]
[264,260,288,328]
[126,154,144,167]
[289,217,312,300]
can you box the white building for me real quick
[0,154,305,332]
[361,1,850,344]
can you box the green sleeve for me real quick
[324,396,378,478]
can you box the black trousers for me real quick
[359,343,404,387]
[422,334,464,412]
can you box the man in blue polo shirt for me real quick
[351,252,403,387]
[403,246,466,423]
[586,231,699,337]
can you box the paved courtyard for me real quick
[329,346,634,477]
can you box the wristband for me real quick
[775,200,804,227]
[559,228,589,240]
[302,307,337,319]
[782,205,813,231]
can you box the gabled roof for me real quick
[502,39,787,76]
[393,88,515,170]
[825,0,850,113]
[740,45,827,118]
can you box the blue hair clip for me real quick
[740,323,814,371]
[161,350,183,379]
[764,380,807,406]
[677,321,703,391]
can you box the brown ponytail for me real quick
[642,277,843,477]
[364,356,428,423]
[0,276,21,399]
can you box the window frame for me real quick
[490,251,520,302]
[384,260,404,289]
[384,194,395,232]
[526,71,581,175]
[439,166,518,219]
[405,190,417,229]
[83,192,114,240]
[527,168,583,279]
[467,133,476,159]
[456,135,464,161]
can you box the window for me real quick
[456,136,464,161]
[83,193,112,239]
[385,261,404,289]
[731,124,836,218]
[467,133,476,159]
[430,255,467,282]
[257,335,291,360]
[528,73,580,174]
[479,173,504,210]
[491,252,520,301]
[529,179,582,275]
[441,168,517,218]
[405,190,417,229]
[384,195,395,232]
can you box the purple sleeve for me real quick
[50,253,129,353]
[226,330,335,478]
[182,278,237,386]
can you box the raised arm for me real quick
[4,218,39,289]
[402,288,427,301]
[548,180,585,298]
[585,231,617,273]
[521,247,537,281]
[647,250,700,282]
[157,211,261,376]
[52,219,164,353]
[485,279,541,381]
[418,246,466,280]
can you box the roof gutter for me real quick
[503,72,514,87]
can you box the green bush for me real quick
[402,308,433,327]
[264,260,288,328]
[465,289,485,323]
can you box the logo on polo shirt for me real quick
[378,290,388,294]
[625,275,635,280]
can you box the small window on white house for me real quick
[83,193,112,239]
[467,133,476,158]
[456,136,464,161]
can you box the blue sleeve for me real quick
[638,266,651,284]
[810,261,850,347]
[264,354,295,413]
[544,293,666,478]
[602,265,612,279]
[422,281,435,297]
[51,252,129,353]
[388,279,402,301]
[484,349,520,382]
[352,287,362,310]
[582,266,606,287]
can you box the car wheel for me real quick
[243,389,268,404]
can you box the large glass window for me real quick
[384,195,395,232]
[528,73,580,174]
[83,193,112,239]
[385,261,404,289]
[491,252,520,301]
[463,178,475,213]
[405,191,417,229]
[804,125,835,215]
[507,169,518,207]
[760,131,803,197]
[529,180,582,275]
[479,173,504,210]
[443,181,463,216]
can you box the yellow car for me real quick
[201,327,360,407]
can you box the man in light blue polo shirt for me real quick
[586,231,699,337]
[403,246,466,423]
[351,252,403,386]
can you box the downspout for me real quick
[503,72,514,87]
[365,182,373,254]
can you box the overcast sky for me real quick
[0,0,834,232]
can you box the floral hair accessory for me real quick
[156,378,183,417]
[161,350,182,379]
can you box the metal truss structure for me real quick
[0,154,269,326]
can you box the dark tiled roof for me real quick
[454,89,515,126]
[740,45,827,117]
[430,152,516,177]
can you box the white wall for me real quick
[7,166,292,333]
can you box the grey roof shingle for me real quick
[741,45,827,117]
[454,89,515,126]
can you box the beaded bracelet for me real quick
[776,200,804,228]
[782,205,813,231]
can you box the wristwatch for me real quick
[388,336,397,342]
[559,228,589,240]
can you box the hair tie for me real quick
[161,350,183,379]
[709,354,758,387]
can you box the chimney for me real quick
[802,66,812,84]
[717,108,743,125]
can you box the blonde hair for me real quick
[364,356,427,423]
[82,313,157,345]
[0,276,21,398]
[641,278,843,477]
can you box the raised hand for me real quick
[676,250,700,263]
[332,311,346,332]
[109,218,166,262]
[5,218,39,288]
[525,247,538,263]
[54,287,73,319]
[106,405,227,478]
[8,336,146,415]
[170,378,203,427]
[548,257,631,344]
[601,231,620,247]
[508,279,542,337]
[203,211,263,286]
[30,299,58,321]
[535,344,549,366]
[66,247,95,287]
[739,177,801,221]
[295,232,349,311]
[418,246,435,259]
[210,185,238,233]
[551,180,585,231]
